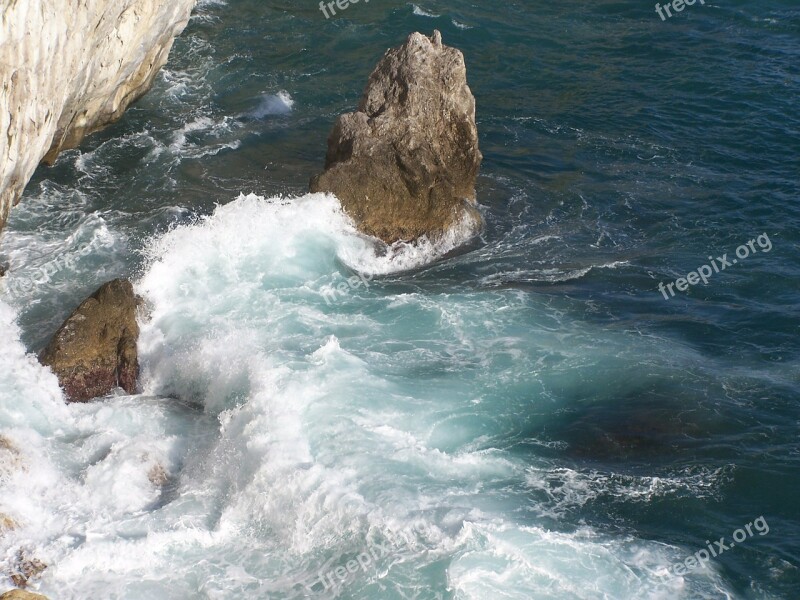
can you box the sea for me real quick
[0,0,798,598]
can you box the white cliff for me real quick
[0,0,196,233]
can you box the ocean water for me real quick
[1,0,799,598]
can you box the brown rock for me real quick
[39,279,141,403]
[310,31,482,244]
[8,550,46,589]
[148,463,169,487]
[0,514,16,534]
[0,590,49,600]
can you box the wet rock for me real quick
[39,279,141,403]
[8,550,46,590]
[0,590,49,600]
[310,30,482,244]
[0,515,16,534]
[148,463,169,487]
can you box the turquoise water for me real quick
[1,0,798,598]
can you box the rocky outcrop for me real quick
[0,591,49,600]
[310,31,483,244]
[39,279,141,403]
[0,0,196,234]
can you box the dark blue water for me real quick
[1,0,799,598]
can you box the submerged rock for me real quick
[8,550,46,590]
[0,0,197,236]
[310,30,482,244]
[0,437,25,478]
[0,515,16,533]
[39,279,141,403]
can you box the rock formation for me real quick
[310,31,483,244]
[0,0,197,235]
[39,279,141,403]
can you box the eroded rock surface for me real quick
[0,0,196,234]
[39,279,141,403]
[310,31,482,244]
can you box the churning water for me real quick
[1,1,798,598]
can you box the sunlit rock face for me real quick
[310,31,483,245]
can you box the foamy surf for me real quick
[448,522,733,600]
[140,193,481,282]
[0,188,741,598]
[411,4,440,18]
[249,91,294,119]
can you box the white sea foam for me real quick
[411,4,440,18]
[139,193,479,286]
[0,194,120,312]
[0,194,740,597]
[524,465,734,518]
[480,261,630,286]
[448,522,732,599]
[160,68,194,98]
[0,300,190,595]
[250,91,294,118]
[168,115,240,159]
[0,301,67,431]
[192,0,226,23]
[337,206,481,276]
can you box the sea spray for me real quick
[0,190,744,597]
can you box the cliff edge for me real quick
[0,0,196,234]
